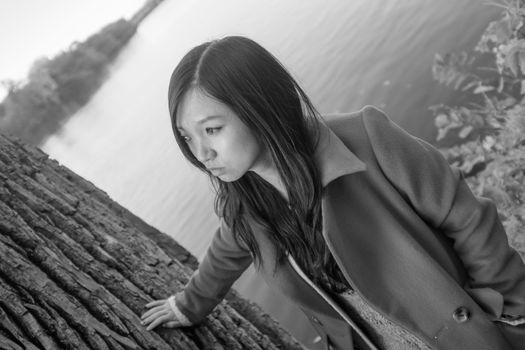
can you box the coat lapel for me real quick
[314,120,367,187]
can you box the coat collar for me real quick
[314,119,367,187]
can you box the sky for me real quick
[0,0,147,99]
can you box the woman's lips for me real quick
[208,167,225,175]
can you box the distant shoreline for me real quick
[130,0,166,25]
[0,1,166,147]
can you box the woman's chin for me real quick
[215,171,244,182]
[216,174,235,182]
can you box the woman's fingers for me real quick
[141,302,167,320]
[164,320,181,328]
[146,313,172,331]
[140,298,183,331]
[142,308,169,327]
[145,299,167,308]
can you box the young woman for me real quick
[140,36,525,350]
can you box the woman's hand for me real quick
[140,296,191,330]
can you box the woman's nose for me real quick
[194,140,216,164]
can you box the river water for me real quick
[42,0,500,347]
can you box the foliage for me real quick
[0,19,137,146]
[431,0,525,254]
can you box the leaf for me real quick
[520,80,525,95]
[437,124,459,141]
[482,135,496,150]
[434,53,443,64]
[473,85,495,94]
[505,47,520,76]
[520,51,525,75]
[462,80,480,91]
[501,96,517,108]
[434,114,449,128]
[498,75,505,93]
[437,128,448,141]
[492,19,513,42]
[453,74,467,90]
[449,109,461,123]
[459,125,473,138]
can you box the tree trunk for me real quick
[0,132,305,350]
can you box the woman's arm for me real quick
[361,106,525,320]
[141,218,253,329]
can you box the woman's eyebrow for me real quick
[177,115,224,131]
[197,115,224,124]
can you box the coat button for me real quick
[452,306,470,323]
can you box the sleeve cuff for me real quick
[167,295,192,326]
[495,314,525,326]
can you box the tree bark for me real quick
[0,132,305,350]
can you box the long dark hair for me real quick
[168,36,346,289]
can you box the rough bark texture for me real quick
[0,131,305,350]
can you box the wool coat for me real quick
[175,106,525,349]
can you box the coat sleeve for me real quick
[175,218,253,324]
[361,105,525,317]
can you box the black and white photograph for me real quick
[1,1,525,349]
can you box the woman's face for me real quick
[176,88,269,182]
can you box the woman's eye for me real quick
[205,127,222,135]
